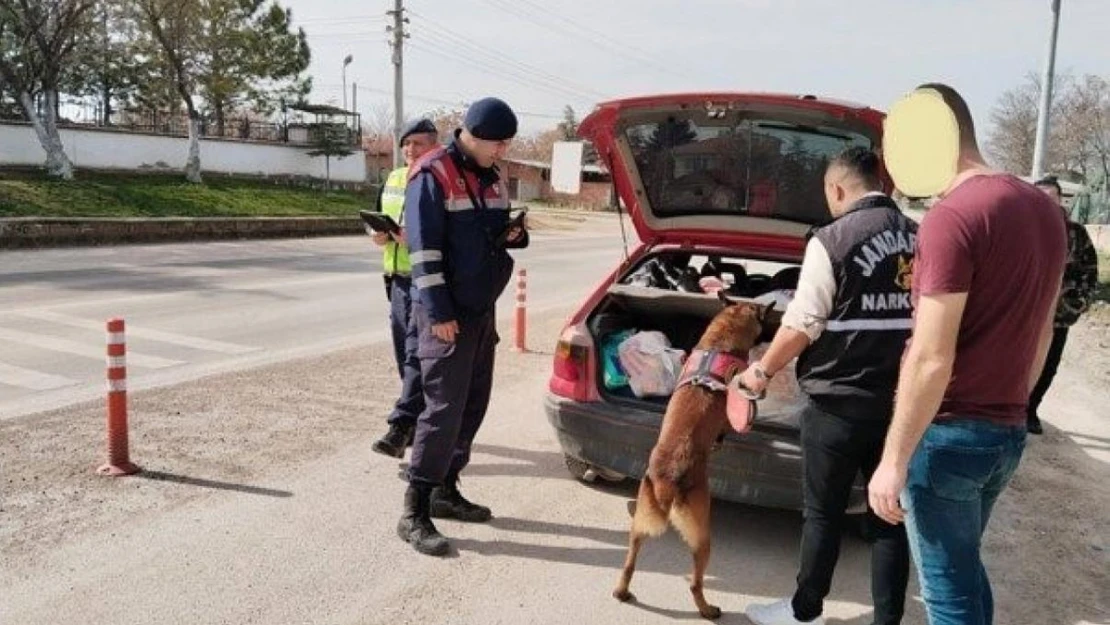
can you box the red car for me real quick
[545,92,889,512]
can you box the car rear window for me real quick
[624,116,873,225]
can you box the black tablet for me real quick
[359,210,401,234]
[495,207,528,246]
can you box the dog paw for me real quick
[612,589,633,603]
[699,605,722,620]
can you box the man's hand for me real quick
[505,226,523,244]
[868,459,907,525]
[432,321,459,343]
[371,231,390,246]
[391,228,407,245]
[738,364,769,396]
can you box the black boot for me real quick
[372,423,414,458]
[430,472,492,522]
[397,484,450,556]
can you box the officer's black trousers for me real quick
[792,400,910,625]
[407,302,497,487]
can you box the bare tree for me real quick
[363,101,393,141]
[1057,75,1110,184]
[0,0,95,179]
[986,72,1071,176]
[508,128,561,162]
[421,105,466,145]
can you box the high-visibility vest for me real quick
[381,166,410,275]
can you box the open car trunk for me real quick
[586,249,804,431]
[577,92,886,248]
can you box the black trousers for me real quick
[792,401,910,625]
[407,302,498,488]
[1028,327,1069,420]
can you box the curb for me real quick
[0,216,364,249]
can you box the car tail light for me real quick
[550,322,598,402]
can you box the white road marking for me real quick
[0,327,182,368]
[16,310,258,355]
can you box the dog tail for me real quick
[632,476,671,538]
[651,477,679,514]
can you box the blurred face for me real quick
[401,133,437,166]
[460,130,512,168]
[1036,184,1062,205]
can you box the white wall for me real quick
[0,122,366,182]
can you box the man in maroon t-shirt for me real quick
[868,84,1067,625]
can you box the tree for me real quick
[363,101,393,141]
[555,105,598,165]
[0,0,96,179]
[423,105,466,145]
[61,0,138,126]
[1056,75,1110,185]
[199,0,310,136]
[986,73,1069,176]
[988,72,1110,185]
[307,121,354,192]
[133,0,204,182]
[558,105,578,140]
[133,0,311,183]
[508,127,561,162]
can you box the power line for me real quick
[407,10,607,102]
[473,0,687,82]
[316,82,564,120]
[295,15,387,25]
[406,9,603,103]
[407,39,595,107]
[513,0,677,70]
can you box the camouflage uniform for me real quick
[1054,220,1099,327]
[1029,217,1100,431]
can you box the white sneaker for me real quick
[745,598,825,625]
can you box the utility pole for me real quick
[1031,0,1062,180]
[387,0,408,168]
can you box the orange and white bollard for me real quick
[98,318,139,476]
[512,268,528,353]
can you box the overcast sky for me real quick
[280,0,1109,139]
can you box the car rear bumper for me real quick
[544,392,867,513]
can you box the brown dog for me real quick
[612,301,764,619]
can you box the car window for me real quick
[624,116,873,225]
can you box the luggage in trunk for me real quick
[588,284,803,430]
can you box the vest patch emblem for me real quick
[895,255,914,290]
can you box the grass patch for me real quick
[0,170,370,218]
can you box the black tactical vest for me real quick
[796,194,918,420]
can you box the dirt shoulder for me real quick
[2,308,1108,624]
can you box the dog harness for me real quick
[677,349,748,392]
[677,348,761,435]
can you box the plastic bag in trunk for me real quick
[617,331,686,398]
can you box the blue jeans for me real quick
[902,419,1026,625]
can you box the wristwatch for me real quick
[752,362,773,382]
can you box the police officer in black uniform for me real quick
[743,147,915,625]
[397,97,528,556]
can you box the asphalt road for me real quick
[0,222,624,420]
